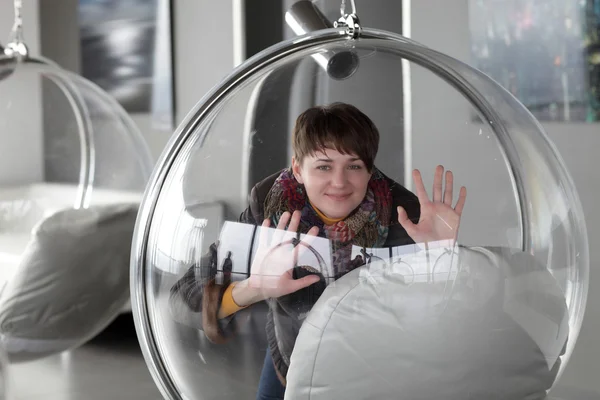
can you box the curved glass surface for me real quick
[131,28,588,400]
[0,58,154,362]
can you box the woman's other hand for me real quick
[232,211,320,306]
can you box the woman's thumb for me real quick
[296,274,320,290]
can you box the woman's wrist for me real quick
[231,279,266,307]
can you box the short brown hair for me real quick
[292,103,379,172]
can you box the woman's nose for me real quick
[330,169,347,187]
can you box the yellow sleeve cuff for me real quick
[218,281,246,319]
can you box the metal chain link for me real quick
[5,0,28,58]
[10,0,24,43]
[335,0,361,38]
[340,0,357,17]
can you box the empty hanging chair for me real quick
[0,1,153,362]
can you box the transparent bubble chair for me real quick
[131,1,589,399]
[0,2,153,362]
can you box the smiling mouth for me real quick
[326,194,351,201]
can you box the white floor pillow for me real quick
[0,202,139,362]
[285,246,568,400]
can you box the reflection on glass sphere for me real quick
[131,27,588,400]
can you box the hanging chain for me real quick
[10,0,24,43]
[335,0,361,38]
[4,0,28,58]
[340,0,357,17]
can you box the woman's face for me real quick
[292,148,371,220]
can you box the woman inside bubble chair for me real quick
[170,102,468,399]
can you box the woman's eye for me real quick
[317,165,330,171]
[348,164,362,170]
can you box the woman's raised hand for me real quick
[397,165,467,246]
[233,211,321,306]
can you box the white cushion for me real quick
[0,202,139,362]
[285,246,568,400]
[0,183,142,315]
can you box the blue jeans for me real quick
[256,350,286,400]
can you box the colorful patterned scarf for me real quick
[263,167,392,278]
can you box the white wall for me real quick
[170,0,238,137]
[142,0,242,160]
[411,0,600,393]
[29,0,240,162]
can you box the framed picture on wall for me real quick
[469,0,600,123]
[77,0,175,130]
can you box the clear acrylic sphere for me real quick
[131,28,589,399]
[0,57,153,362]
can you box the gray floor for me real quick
[8,314,162,400]
[5,313,599,400]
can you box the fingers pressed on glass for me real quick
[273,211,291,243]
[287,210,301,233]
[277,211,291,230]
[258,218,270,243]
[443,170,453,205]
[455,186,467,215]
[432,165,444,203]
[252,212,323,294]
[412,169,429,205]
